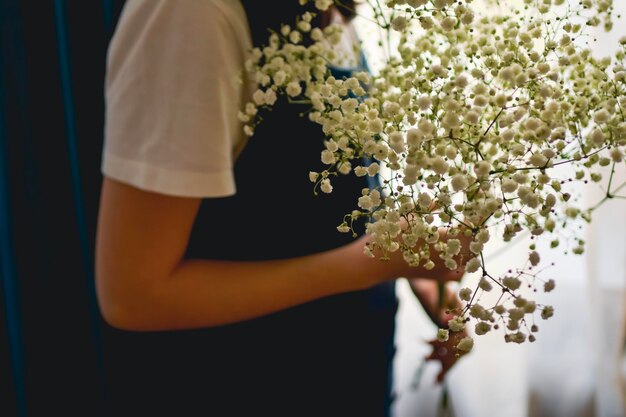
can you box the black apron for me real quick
[101,3,397,416]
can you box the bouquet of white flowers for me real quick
[240,0,625,353]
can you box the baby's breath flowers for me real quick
[242,0,624,353]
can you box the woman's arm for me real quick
[408,279,459,328]
[408,278,470,382]
[95,177,464,331]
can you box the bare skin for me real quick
[95,177,468,331]
[409,279,469,382]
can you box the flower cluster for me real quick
[241,0,624,352]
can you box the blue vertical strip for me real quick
[52,0,106,403]
[0,11,27,416]
[102,0,113,33]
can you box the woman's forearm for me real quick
[95,178,466,332]
[100,238,394,331]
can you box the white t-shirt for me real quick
[101,1,360,198]
[101,0,254,198]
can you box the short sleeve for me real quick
[101,0,253,197]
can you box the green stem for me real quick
[438,382,451,417]
[437,280,446,327]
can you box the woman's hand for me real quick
[363,224,472,286]
[408,278,470,383]
[408,279,458,326]
[425,328,470,383]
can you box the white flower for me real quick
[237,111,250,123]
[341,98,359,114]
[590,128,605,146]
[524,301,536,314]
[474,95,489,107]
[529,251,540,266]
[444,258,458,270]
[252,89,266,105]
[320,178,333,194]
[465,257,481,273]
[502,276,521,290]
[418,192,432,208]
[456,337,474,352]
[245,102,257,116]
[418,119,435,136]
[358,195,374,210]
[325,140,338,152]
[461,11,474,25]
[459,287,472,301]
[475,322,491,335]
[273,70,286,86]
[338,161,351,175]
[367,163,380,176]
[442,112,461,128]
[404,164,418,178]
[508,308,524,321]
[286,82,302,97]
[242,0,626,349]
[469,241,483,254]
[593,109,610,124]
[479,277,493,291]
[529,153,548,167]
[431,157,448,175]
[446,239,461,255]
[423,260,435,270]
[337,223,350,233]
[297,20,311,32]
[474,161,491,177]
[389,132,405,153]
[310,27,323,41]
[509,332,526,344]
[451,174,469,191]
[541,306,554,319]
[264,89,277,105]
[368,119,384,133]
[445,146,457,159]
[610,148,624,163]
[354,166,368,177]
[437,328,449,342]
[476,229,490,244]
[465,110,480,124]
[448,316,465,332]
[406,128,423,147]
[391,16,408,32]
[441,16,456,32]
[321,149,336,165]
[289,30,301,44]
[313,0,332,11]
[417,95,432,110]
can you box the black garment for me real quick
[101,3,397,416]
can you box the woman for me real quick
[95,1,466,416]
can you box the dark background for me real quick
[1,1,125,416]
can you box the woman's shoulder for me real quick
[107,0,253,85]
[114,0,250,45]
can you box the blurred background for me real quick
[1,1,125,416]
[1,1,625,417]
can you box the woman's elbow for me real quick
[95,272,157,331]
